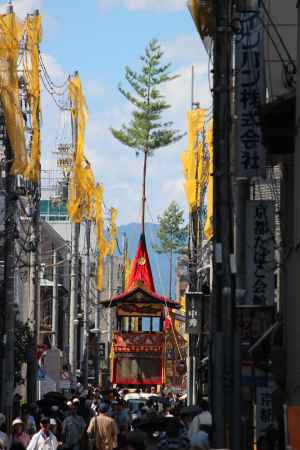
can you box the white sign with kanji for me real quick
[256,387,272,439]
[246,201,275,305]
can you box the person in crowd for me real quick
[50,406,64,425]
[90,398,100,418]
[163,407,174,418]
[28,404,40,430]
[0,415,8,450]
[49,418,62,443]
[9,418,30,449]
[87,403,118,450]
[119,430,147,450]
[190,431,210,450]
[188,400,212,441]
[27,416,58,450]
[77,396,90,423]
[111,400,129,435]
[20,405,36,437]
[89,389,103,418]
[8,443,26,450]
[61,400,86,450]
[156,420,190,450]
[0,434,7,450]
[12,394,22,421]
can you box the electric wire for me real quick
[261,0,296,71]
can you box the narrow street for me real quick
[0,0,299,449]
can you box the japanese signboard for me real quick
[246,201,274,305]
[236,305,274,363]
[185,292,202,335]
[256,387,272,439]
[236,3,266,177]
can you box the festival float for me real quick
[102,234,185,387]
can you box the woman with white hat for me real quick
[9,418,30,449]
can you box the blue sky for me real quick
[2,0,211,224]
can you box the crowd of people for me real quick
[0,386,212,450]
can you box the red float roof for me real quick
[127,233,155,292]
[102,234,179,310]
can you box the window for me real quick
[142,317,151,332]
[152,317,161,332]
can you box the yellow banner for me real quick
[204,121,213,240]
[24,14,42,182]
[0,12,27,176]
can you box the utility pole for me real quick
[211,0,234,448]
[69,222,80,378]
[83,220,91,388]
[0,112,17,423]
[108,255,113,345]
[27,186,40,405]
[51,248,58,347]
[122,233,127,292]
[68,71,80,380]
[94,290,101,385]
[25,8,42,404]
[187,64,199,406]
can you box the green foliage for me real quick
[111,39,183,155]
[154,201,188,255]
[15,319,34,385]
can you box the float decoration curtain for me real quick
[67,73,96,223]
[204,121,213,240]
[181,109,206,211]
[24,14,42,182]
[0,12,27,176]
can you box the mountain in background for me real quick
[116,223,177,299]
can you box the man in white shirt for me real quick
[27,417,58,450]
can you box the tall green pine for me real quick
[154,201,188,298]
[111,39,183,233]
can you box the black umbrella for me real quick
[43,391,66,401]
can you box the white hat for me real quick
[67,401,72,407]
[72,398,80,404]
[50,418,57,426]
[12,418,24,427]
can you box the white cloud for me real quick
[0,0,43,17]
[85,79,106,100]
[163,34,208,65]
[99,0,185,12]
[41,53,65,81]
[162,63,212,127]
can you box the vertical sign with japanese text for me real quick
[236,3,266,178]
[185,292,202,335]
[246,201,274,305]
[256,387,272,439]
